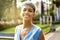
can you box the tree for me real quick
[0,0,14,30]
[52,0,60,7]
[20,0,26,2]
[0,0,13,21]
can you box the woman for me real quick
[14,1,45,40]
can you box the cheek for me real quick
[30,14,35,18]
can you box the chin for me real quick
[23,18,30,21]
[23,18,28,20]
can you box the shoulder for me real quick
[33,25,41,31]
[15,24,23,31]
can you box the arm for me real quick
[38,31,45,40]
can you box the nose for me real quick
[25,10,29,15]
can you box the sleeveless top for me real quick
[14,25,41,40]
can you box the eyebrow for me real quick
[22,5,35,12]
[23,7,34,11]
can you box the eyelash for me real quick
[28,10,32,12]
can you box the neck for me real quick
[23,20,33,28]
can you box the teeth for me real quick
[24,16,29,17]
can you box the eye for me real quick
[23,8,26,12]
[28,9,33,12]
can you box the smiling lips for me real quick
[23,14,30,18]
[24,16,29,18]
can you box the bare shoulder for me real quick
[34,25,45,40]
[38,31,45,40]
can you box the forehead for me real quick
[21,5,34,10]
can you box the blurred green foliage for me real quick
[32,11,40,23]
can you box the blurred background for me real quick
[0,0,60,40]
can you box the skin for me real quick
[20,5,45,40]
[38,31,45,40]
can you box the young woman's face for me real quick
[21,5,35,21]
